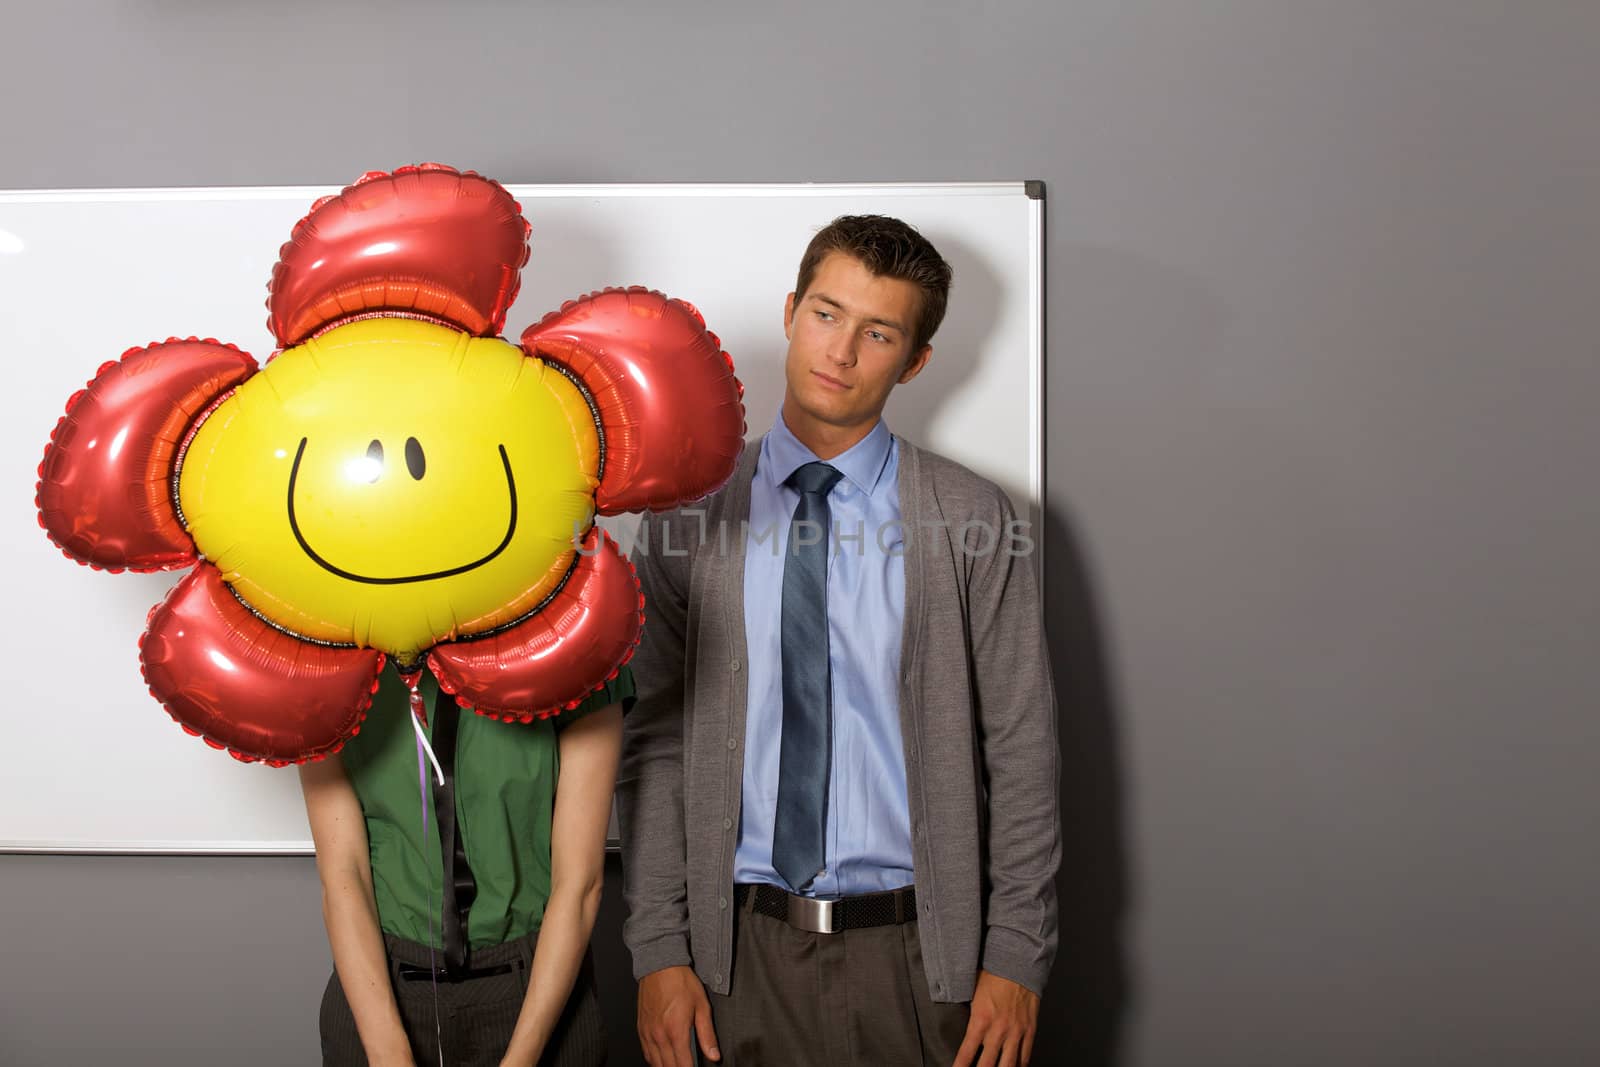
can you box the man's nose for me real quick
[826,332,857,367]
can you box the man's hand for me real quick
[951,970,1039,1067]
[638,964,721,1067]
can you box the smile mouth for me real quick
[813,371,851,389]
[287,437,518,584]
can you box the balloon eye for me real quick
[405,437,426,480]
[364,439,384,482]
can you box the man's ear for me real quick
[898,344,933,384]
[783,291,797,340]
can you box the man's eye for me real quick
[815,310,834,321]
[867,331,888,343]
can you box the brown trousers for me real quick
[319,930,606,1066]
[708,891,970,1067]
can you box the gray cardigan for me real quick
[617,436,1060,1002]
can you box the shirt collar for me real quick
[766,410,894,497]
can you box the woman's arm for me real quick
[299,756,416,1067]
[500,703,624,1066]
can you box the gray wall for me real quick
[4,2,1597,1064]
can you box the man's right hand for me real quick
[638,964,721,1066]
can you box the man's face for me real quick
[782,252,932,446]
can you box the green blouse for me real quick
[340,663,635,949]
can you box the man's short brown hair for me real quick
[794,215,952,350]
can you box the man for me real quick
[618,216,1060,1067]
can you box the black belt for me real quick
[735,883,917,934]
[396,960,516,983]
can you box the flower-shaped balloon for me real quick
[36,164,744,765]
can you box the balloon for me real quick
[36,163,746,763]
[268,164,530,346]
[178,317,598,658]
[36,339,255,572]
[522,288,747,513]
[139,566,384,764]
[429,526,645,720]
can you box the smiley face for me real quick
[286,435,518,584]
[177,317,600,660]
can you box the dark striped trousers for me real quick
[707,888,970,1067]
[320,930,606,1066]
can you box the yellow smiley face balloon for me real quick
[178,318,600,661]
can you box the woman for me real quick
[301,661,632,1066]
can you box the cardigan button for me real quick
[726,737,738,750]
[730,659,741,672]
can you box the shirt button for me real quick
[730,660,741,672]
[726,737,738,750]
[722,818,733,830]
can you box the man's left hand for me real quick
[951,970,1039,1067]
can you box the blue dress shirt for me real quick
[734,413,914,896]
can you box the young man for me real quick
[618,216,1060,1067]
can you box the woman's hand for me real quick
[499,703,624,1065]
[300,756,415,1065]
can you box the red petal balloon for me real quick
[140,565,384,763]
[36,338,256,572]
[521,287,746,514]
[267,163,531,347]
[428,527,644,720]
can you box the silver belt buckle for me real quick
[786,893,837,934]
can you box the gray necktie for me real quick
[771,461,844,892]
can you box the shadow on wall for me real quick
[896,227,1135,1064]
[885,229,1003,441]
[1037,240,1232,1064]
[1038,501,1130,1066]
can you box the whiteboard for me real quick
[0,182,1043,852]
